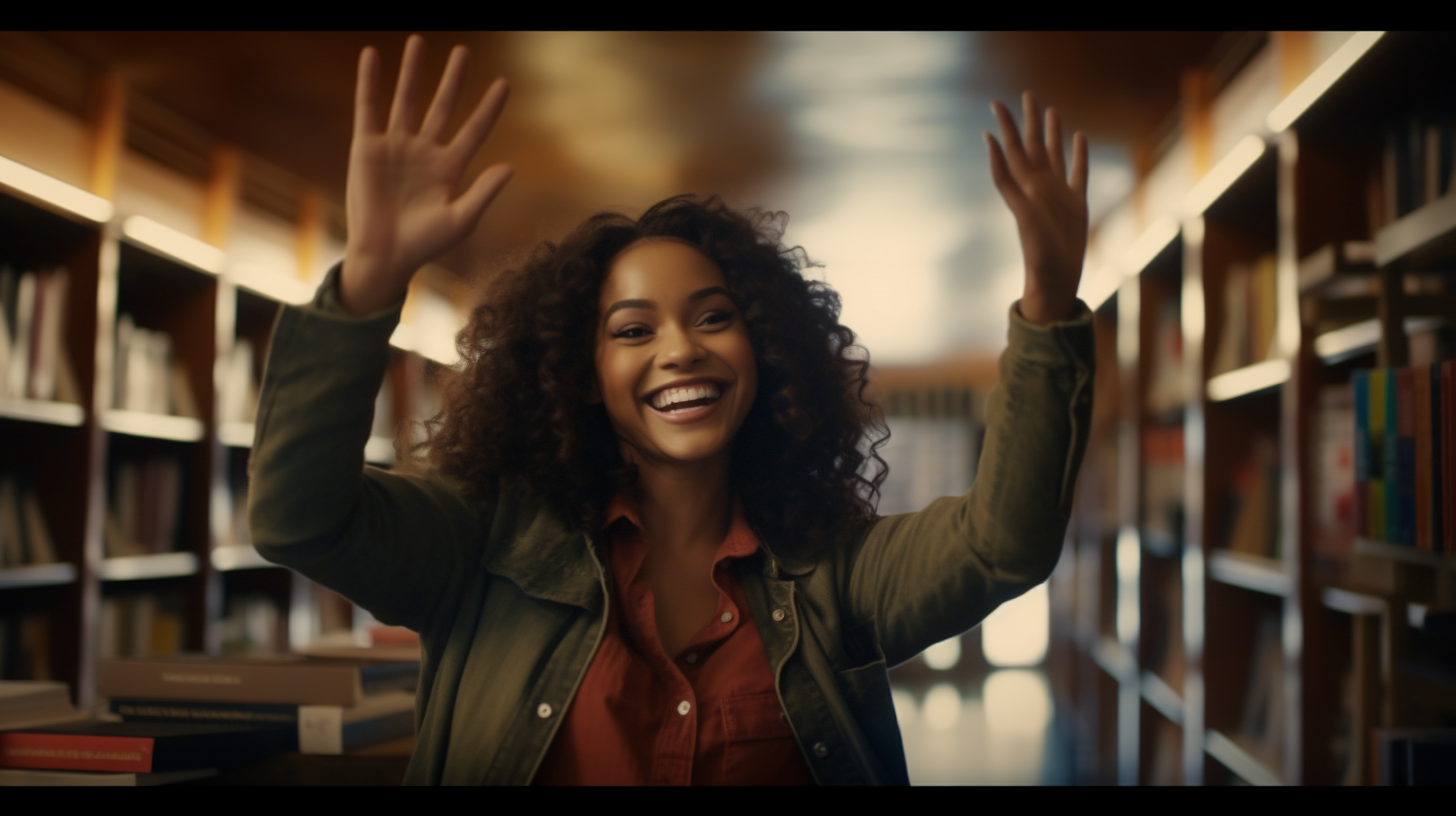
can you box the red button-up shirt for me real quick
[532,494,815,786]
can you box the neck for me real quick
[629,448,733,555]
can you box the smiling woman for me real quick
[247,35,1096,785]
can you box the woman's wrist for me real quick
[339,253,410,316]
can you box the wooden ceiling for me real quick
[10,32,1243,293]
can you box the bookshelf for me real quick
[1054,31,1456,785]
[0,60,455,708]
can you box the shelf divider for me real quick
[98,551,199,581]
[0,562,78,590]
[101,410,205,442]
[1207,550,1292,596]
[0,398,85,427]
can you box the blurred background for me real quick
[7,31,1379,786]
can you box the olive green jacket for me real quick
[249,266,1095,785]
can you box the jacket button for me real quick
[813,742,829,758]
[537,703,553,719]
[772,608,787,622]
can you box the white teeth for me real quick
[651,383,722,410]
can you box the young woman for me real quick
[250,36,1095,786]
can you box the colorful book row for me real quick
[1352,362,1453,553]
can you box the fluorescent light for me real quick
[228,261,314,305]
[0,154,113,223]
[982,583,1049,667]
[1267,32,1385,133]
[921,636,961,670]
[1206,358,1290,401]
[1183,135,1267,216]
[1120,216,1179,277]
[122,215,224,274]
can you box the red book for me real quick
[0,721,290,773]
[1414,367,1433,551]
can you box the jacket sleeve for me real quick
[844,300,1095,668]
[247,264,486,634]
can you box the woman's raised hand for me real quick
[985,92,1089,325]
[340,35,514,315]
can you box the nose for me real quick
[658,323,705,368]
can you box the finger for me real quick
[450,78,510,162]
[984,133,1027,214]
[388,34,427,133]
[451,163,515,231]
[422,45,470,140]
[1071,131,1090,200]
[1047,106,1066,181]
[354,46,381,137]
[990,100,1030,177]
[1022,91,1046,165]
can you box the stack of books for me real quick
[0,653,417,786]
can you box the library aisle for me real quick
[2,31,1455,785]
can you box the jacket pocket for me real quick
[720,692,810,785]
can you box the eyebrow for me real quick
[602,286,734,322]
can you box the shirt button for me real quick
[720,612,733,623]
[677,701,691,716]
[772,608,786,622]
[537,703,553,719]
[813,742,829,758]
[684,652,698,665]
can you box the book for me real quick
[1313,383,1355,566]
[1239,612,1285,766]
[1384,369,1400,544]
[0,681,86,731]
[99,655,418,706]
[1415,366,1434,551]
[1398,368,1416,546]
[0,720,291,773]
[110,690,415,755]
[0,766,215,786]
[1445,361,1455,554]
[1432,363,1444,554]
[1353,371,1370,540]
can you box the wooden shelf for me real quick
[98,551,199,581]
[1208,550,1292,596]
[1206,359,1289,402]
[1094,635,1135,682]
[0,562,77,590]
[222,420,394,466]
[0,398,84,426]
[1140,671,1184,726]
[1375,192,1456,270]
[1321,586,1386,616]
[210,544,278,572]
[101,410,205,442]
[1204,729,1283,786]
[1354,537,1456,572]
[1313,316,1446,365]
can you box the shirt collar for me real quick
[603,492,761,563]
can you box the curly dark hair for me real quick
[422,195,889,561]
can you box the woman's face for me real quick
[594,238,758,469]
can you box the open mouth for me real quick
[646,382,724,414]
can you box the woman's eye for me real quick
[700,310,734,327]
[612,327,650,339]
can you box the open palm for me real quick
[341,36,514,315]
[985,92,1089,325]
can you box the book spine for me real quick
[1445,361,1455,555]
[1354,371,1370,539]
[1398,368,1417,547]
[110,698,300,727]
[99,661,362,706]
[0,732,153,773]
[1385,369,1400,544]
[1415,366,1433,551]
[1432,363,1444,554]
[1370,369,1387,541]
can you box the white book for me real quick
[7,272,35,399]
[28,267,67,401]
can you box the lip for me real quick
[643,378,731,425]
